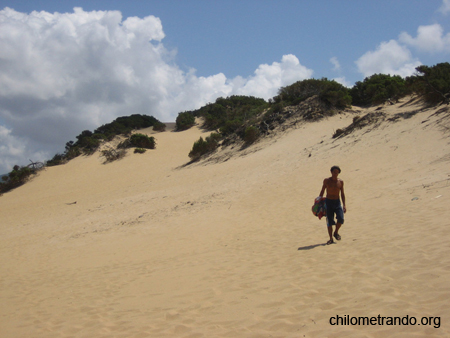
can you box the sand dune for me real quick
[1,98,449,337]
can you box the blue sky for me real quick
[4,0,449,81]
[0,0,449,173]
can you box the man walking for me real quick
[319,166,346,245]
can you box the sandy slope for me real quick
[1,98,449,338]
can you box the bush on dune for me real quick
[153,121,167,132]
[48,114,162,167]
[101,148,127,163]
[406,63,450,105]
[180,96,268,133]
[176,112,196,131]
[244,126,260,145]
[274,78,351,108]
[350,74,407,106]
[7,62,449,189]
[118,133,156,150]
[94,114,160,139]
[134,148,147,154]
[0,165,37,194]
[188,133,222,161]
[129,133,156,149]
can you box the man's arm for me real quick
[340,180,346,212]
[319,179,327,197]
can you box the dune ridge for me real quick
[1,97,449,337]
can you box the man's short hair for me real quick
[330,165,341,173]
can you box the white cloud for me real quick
[399,24,450,53]
[0,125,46,172]
[355,40,421,78]
[439,0,450,14]
[0,125,25,158]
[232,54,313,99]
[330,57,341,71]
[333,77,352,88]
[329,58,351,87]
[155,55,313,122]
[0,8,313,173]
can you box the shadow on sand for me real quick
[297,243,328,251]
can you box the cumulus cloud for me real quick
[333,77,352,88]
[330,57,341,71]
[328,57,351,87]
[355,40,421,78]
[0,125,46,172]
[232,54,313,98]
[439,0,450,14]
[0,7,175,172]
[0,125,25,168]
[399,24,450,53]
[0,7,313,173]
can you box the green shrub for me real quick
[244,126,260,144]
[219,119,243,136]
[319,81,352,108]
[117,139,131,149]
[350,74,407,106]
[81,137,101,154]
[333,128,344,138]
[188,133,221,160]
[183,96,268,131]
[153,121,167,132]
[274,78,351,108]
[73,130,101,154]
[46,153,66,167]
[94,114,160,137]
[270,102,284,114]
[189,137,207,160]
[0,165,36,194]
[101,148,127,163]
[56,114,162,163]
[129,133,156,149]
[406,63,450,104]
[176,112,196,131]
[134,148,147,154]
[65,146,82,160]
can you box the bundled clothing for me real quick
[312,197,345,227]
[312,196,326,220]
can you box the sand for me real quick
[1,98,449,337]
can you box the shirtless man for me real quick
[319,166,346,245]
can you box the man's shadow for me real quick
[297,243,328,251]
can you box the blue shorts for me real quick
[325,199,344,227]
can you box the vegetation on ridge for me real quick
[0,163,43,195]
[2,63,449,194]
[188,133,222,161]
[350,74,407,106]
[102,133,156,163]
[185,78,351,160]
[180,95,268,134]
[176,112,196,131]
[118,133,156,150]
[350,62,450,106]
[184,63,450,161]
[47,114,163,167]
[274,78,351,108]
[406,62,450,105]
